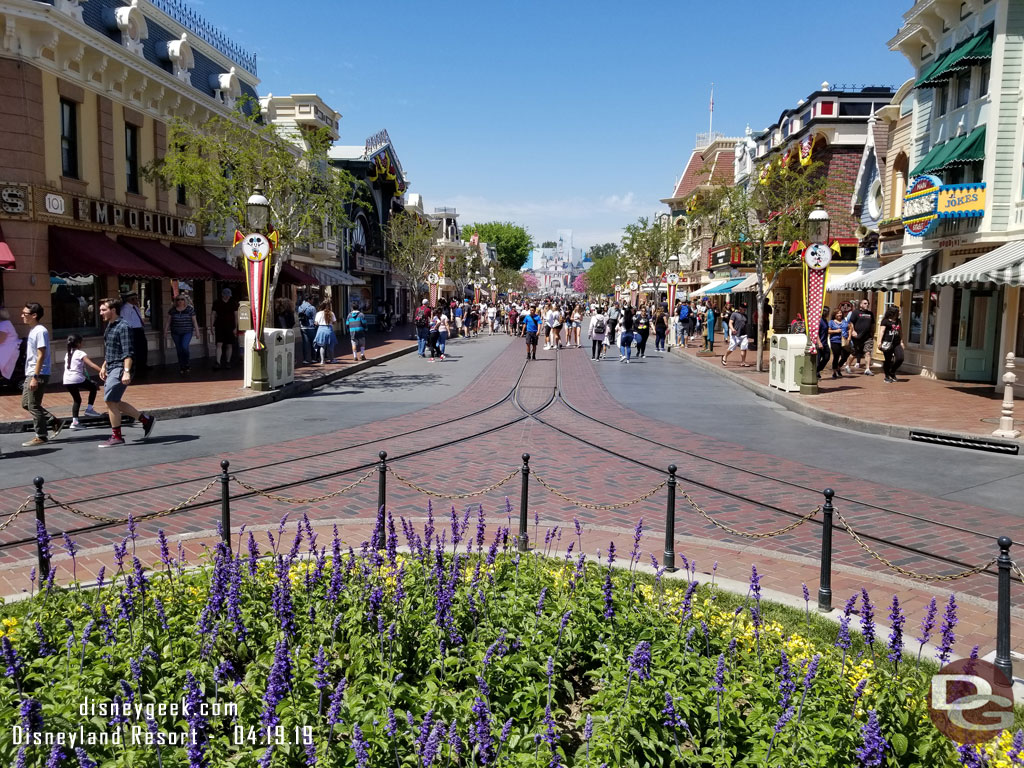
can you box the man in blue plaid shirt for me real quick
[98,297,155,447]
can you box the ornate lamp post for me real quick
[474,270,482,305]
[799,206,832,396]
[233,185,277,392]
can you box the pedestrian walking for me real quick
[19,302,64,447]
[828,308,849,379]
[521,305,541,360]
[97,297,155,447]
[569,304,583,347]
[588,307,607,360]
[121,291,148,379]
[313,300,337,364]
[210,287,239,369]
[346,303,368,362]
[63,334,102,429]
[879,305,904,383]
[435,308,450,360]
[848,298,876,375]
[619,306,634,363]
[487,303,497,334]
[507,304,519,336]
[414,299,431,356]
[654,306,668,352]
[167,295,201,374]
[297,294,317,364]
[0,307,19,386]
[703,304,715,353]
[721,302,750,367]
[426,309,442,361]
[635,308,650,358]
[815,308,831,379]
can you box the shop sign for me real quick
[879,238,903,256]
[902,175,941,237]
[0,182,199,241]
[937,183,986,219]
[711,245,742,267]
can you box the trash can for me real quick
[771,334,807,392]
[244,329,295,388]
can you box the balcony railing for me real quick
[148,0,258,75]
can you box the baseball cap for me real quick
[221,287,232,297]
[421,299,428,305]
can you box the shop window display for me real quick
[51,275,99,335]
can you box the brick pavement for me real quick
[0,336,1020,670]
[672,339,1020,439]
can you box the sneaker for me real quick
[140,414,156,439]
[98,436,126,448]
[624,358,630,364]
[440,355,445,360]
[69,419,82,430]
[863,370,875,376]
[360,355,367,361]
[21,437,47,447]
[428,358,436,363]
[49,419,66,439]
[831,372,839,379]
[842,365,851,374]
[84,406,101,417]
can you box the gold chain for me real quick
[387,466,520,500]
[681,490,819,538]
[45,477,219,524]
[834,509,996,582]
[231,468,376,504]
[532,473,667,511]
[1011,561,1024,587]
[0,498,32,532]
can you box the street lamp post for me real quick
[799,206,832,396]
[236,186,275,392]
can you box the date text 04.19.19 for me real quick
[234,725,314,746]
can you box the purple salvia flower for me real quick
[1006,729,1023,765]
[469,695,494,764]
[157,529,171,568]
[62,532,79,581]
[629,518,643,568]
[749,564,762,602]
[183,671,208,768]
[352,724,369,767]
[855,709,887,767]
[956,744,986,768]
[95,567,105,590]
[661,692,686,729]
[536,587,547,617]
[775,650,795,710]
[2,635,22,680]
[36,520,52,561]
[852,678,867,714]
[20,698,43,733]
[261,640,293,729]
[75,747,97,768]
[313,646,328,690]
[15,746,27,768]
[794,653,821,726]
[765,708,794,765]
[423,723,443,766]
[606,541,616,567]
[35,622,54,657]
[936,593,958,665]
[449,720,463,757]
[326,677,347,727]
[45,744,64,768]
[836,615,852,651]
[710,653,726,694]
[917,597,938,663]
[154,597,169,631]
[888,595,906,669]
[386,707,398,738]
[860,588,876,651]
[602,572,614,619]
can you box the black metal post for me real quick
[995,536,1014,683]
[817,488,834,612]
[220,460,231,546]
[376,451,387,549]
[518,453,530,552]
[663,465,677,572]
[34,476,50,581]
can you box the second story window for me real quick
[934,84,948,116]
[979,61,991,97]
[60,99,79,179]
[125,124,140,194]
[955,71,971,108]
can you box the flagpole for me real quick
[709,82,714,136]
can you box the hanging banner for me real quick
[234,228,277,350]
[427,272,439,308]
[614,284,621,303]
[474,285,481,304]
[667,273,679,311]
[802,244,831,353]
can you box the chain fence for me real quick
[45,478,220,525]
[0,498,32,533]
[231,469,376,505]
[532,472,667,511]
[387,466,520,500]
[680,490,820,539]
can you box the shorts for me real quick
[728,334,749,352]
[526,331,538,346]
[351,333,366,349]
[852,337,874,358]
[104,368,127,402]
[215,327,236,345]
[456,317,463,328]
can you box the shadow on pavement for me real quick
[1,447,61,459]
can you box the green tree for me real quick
[144,100,357,298]
[461,221,532,270]
[541,241,557,248]
[384,212,439,303]
[620,216,684,306]
[587,242,620,261]
[583,249,622,297]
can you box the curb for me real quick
[0,342,418,434]
[670,345,1021,450]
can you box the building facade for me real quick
[0,0,259,373]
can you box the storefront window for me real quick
[1016,298,1024,358]
[927,290,938,345]
[118,278,159,329]
[909,291,925,344]
[51,275,99,335]
[948,288,962,347]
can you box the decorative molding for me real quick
[107,0,148,57]
[210,67,240,108]
[165,33,194,83]
[53,0,85,24]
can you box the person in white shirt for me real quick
[0,307,19,384]
[486,304,497,334]
[587,308,607,360]
[62,333,102,428]
[20,302,64,447]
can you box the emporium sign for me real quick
[0,182,199,241]
[902,175,986,238]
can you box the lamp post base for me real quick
[249,349,271,392]
[799,348,819,396]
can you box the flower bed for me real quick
[1,512,1022,767]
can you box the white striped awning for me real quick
[729,273,759,293]
[842,250,937,291]
[307,265,365,287]
[931,240,1024,287]
[826,269,865,292]
[690,278,727,297]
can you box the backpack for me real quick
[415,307,429,328]
[593,318,606,334]
[347,311,364,333]
[679,305,690,320]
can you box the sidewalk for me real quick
[671,339,1022,445]
[0,326,419,433]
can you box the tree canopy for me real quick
[460,221,532,271]
[541,241,557,248]
[587,242,620,261]
[384,212,438,301]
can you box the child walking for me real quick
[63,334,102,428]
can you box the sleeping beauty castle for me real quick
[525,230,592,296]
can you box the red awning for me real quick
[49,226,164,278]
[118,236,214,279]
[279,261,317,285]
[0,222,15,269]
[171,244,245,281]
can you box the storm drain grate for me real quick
[909,430,1020,455]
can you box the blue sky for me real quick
[195,0,913,250]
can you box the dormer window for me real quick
[166,34,195,83]
[211,68,241,109]
[108,0,148,56]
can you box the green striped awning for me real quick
[915,27,993,88]
[909,126,986,177]
[931,241,1024,287]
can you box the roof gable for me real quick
[669,145,736,201]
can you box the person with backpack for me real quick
[677,301,690,347]
[520,305,542,360]
[346,303,368,362]
[588,307,607,360]
[414,299,431,357]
